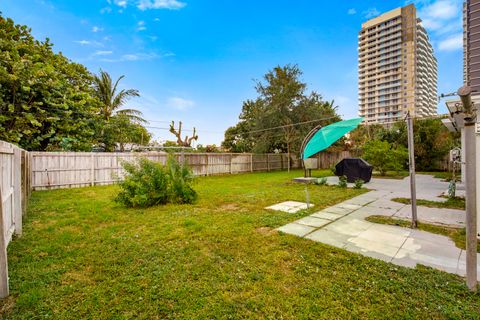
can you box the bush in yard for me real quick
[363,139,408,176]
[115,157,197,207]
[338,175,348,188]
[353,179,364,189]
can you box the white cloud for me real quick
[167,97,194,110]
[413,0,463,51]
[100,52,160,62]
[92,26,104,33]
[93,50,113,56]
[438,33,463,51]
[363,8,379,19]
[425,0,459,19]
[114,0,127,8]
[137,20,147,31]
[100,6,112,14]
[74,40,103,46]
[347,8,356,15]
[137,0,186,10]
[416,0,462,31]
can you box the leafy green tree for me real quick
[363,140,408,176]
[348,118,458,171]
[102,115,151,151]
[412,118,457,171]
[0,14,100,150]
[222,65,341,156]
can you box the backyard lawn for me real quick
[2,170,479,319]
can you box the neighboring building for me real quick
[358,4,438,125]
[442,0,480,238]
[464,0,480,92]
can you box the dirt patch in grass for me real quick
[0,295,16,317]
[219,203,240,211]
[255,226,278,236]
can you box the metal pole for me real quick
[406,111,418,228]
[458,85,477,291]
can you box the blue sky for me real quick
[3,0,463,145]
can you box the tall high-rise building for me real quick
[358,4,438,125]
[464,0,480,92]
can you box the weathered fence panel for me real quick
[0,141,30,297]
[29,151,357,190]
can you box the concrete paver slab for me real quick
[367,199,406,210]
[305,228,350,248]
[395,206,464,227]
[456,251,480,279]
[277,174,473,277]
[277,223,315,237]
[353,206,399,217]
[344,240,398,262]
[322,206,354,215]
[393,248,460,274]
[336,203,363,210]
[311,211,346,221]
[295,216,331,228]
[266,201,314,213]
[323,217,372,237]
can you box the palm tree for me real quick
[93,70,145,123]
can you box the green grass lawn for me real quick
[2,170,479,319]
[391,197,465,210]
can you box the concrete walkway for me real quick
[278,175,479,278]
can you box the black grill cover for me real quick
[335,158,373,183]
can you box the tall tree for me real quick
[93,70,150,151]
[222,65,341,156]
[0,14,100,151]
[93,70,144,122]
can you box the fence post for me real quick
[267,154,270,172]
[13,149,22,236]
[0,186,9,298]
[229,154,233,174]
[90,153,95,187]
[205,154,209,176]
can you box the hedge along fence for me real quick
[0,141,31,298]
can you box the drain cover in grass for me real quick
[266,201,314,213]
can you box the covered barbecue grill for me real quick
[335,158,373,183]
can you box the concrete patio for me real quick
[277,175,479,278]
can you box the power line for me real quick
[242,116,339,135]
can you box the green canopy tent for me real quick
[300,118,363,177]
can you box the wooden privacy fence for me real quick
[29,151,351,190]
[0,141,31,297]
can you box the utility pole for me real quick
[458,85,477,292]
[406,111,418,228]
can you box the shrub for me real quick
[363,139,408,176]
[338,175,348,188]
[115,156,197,208]
[353,179,364,189]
